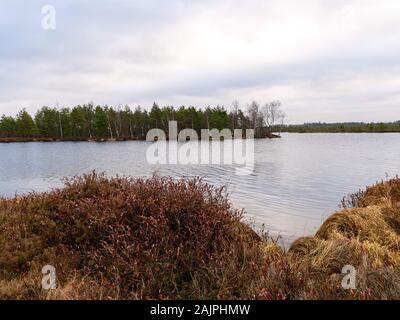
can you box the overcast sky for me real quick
[1,0,400,123]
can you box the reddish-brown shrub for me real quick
[0,172,266,299]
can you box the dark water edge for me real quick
[0,136,145,143]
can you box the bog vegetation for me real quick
[0,173,399,300]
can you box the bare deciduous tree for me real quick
[247,100,259,130]
[262,101,285,133]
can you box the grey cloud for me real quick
[1,0,400,122]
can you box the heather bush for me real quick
[0,172,270,299]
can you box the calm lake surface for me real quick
[1,133,399,244]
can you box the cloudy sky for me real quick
[1,0,400,123]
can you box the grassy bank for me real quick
[0,173,399,299]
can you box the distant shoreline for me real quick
[0,133,282,143]
[280,122,400,133]
[2,132,400,143]
[283,130,400,134]
[0,136,145,143]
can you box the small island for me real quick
[0,101,286,142]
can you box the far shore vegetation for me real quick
[281,121,400,133]
[0,101,284,142]
[1,102,398,142]
[0,172,399,299]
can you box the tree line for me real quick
[0,101,285,139]
[280,121,400,133]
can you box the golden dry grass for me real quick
[289,176,400,299]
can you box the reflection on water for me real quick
[1,133,399,243]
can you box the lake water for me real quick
[1,133,399,244]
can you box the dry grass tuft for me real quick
[289,176,400,299]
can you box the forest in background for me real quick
[0,101,398,141]
[0,101,284,140]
